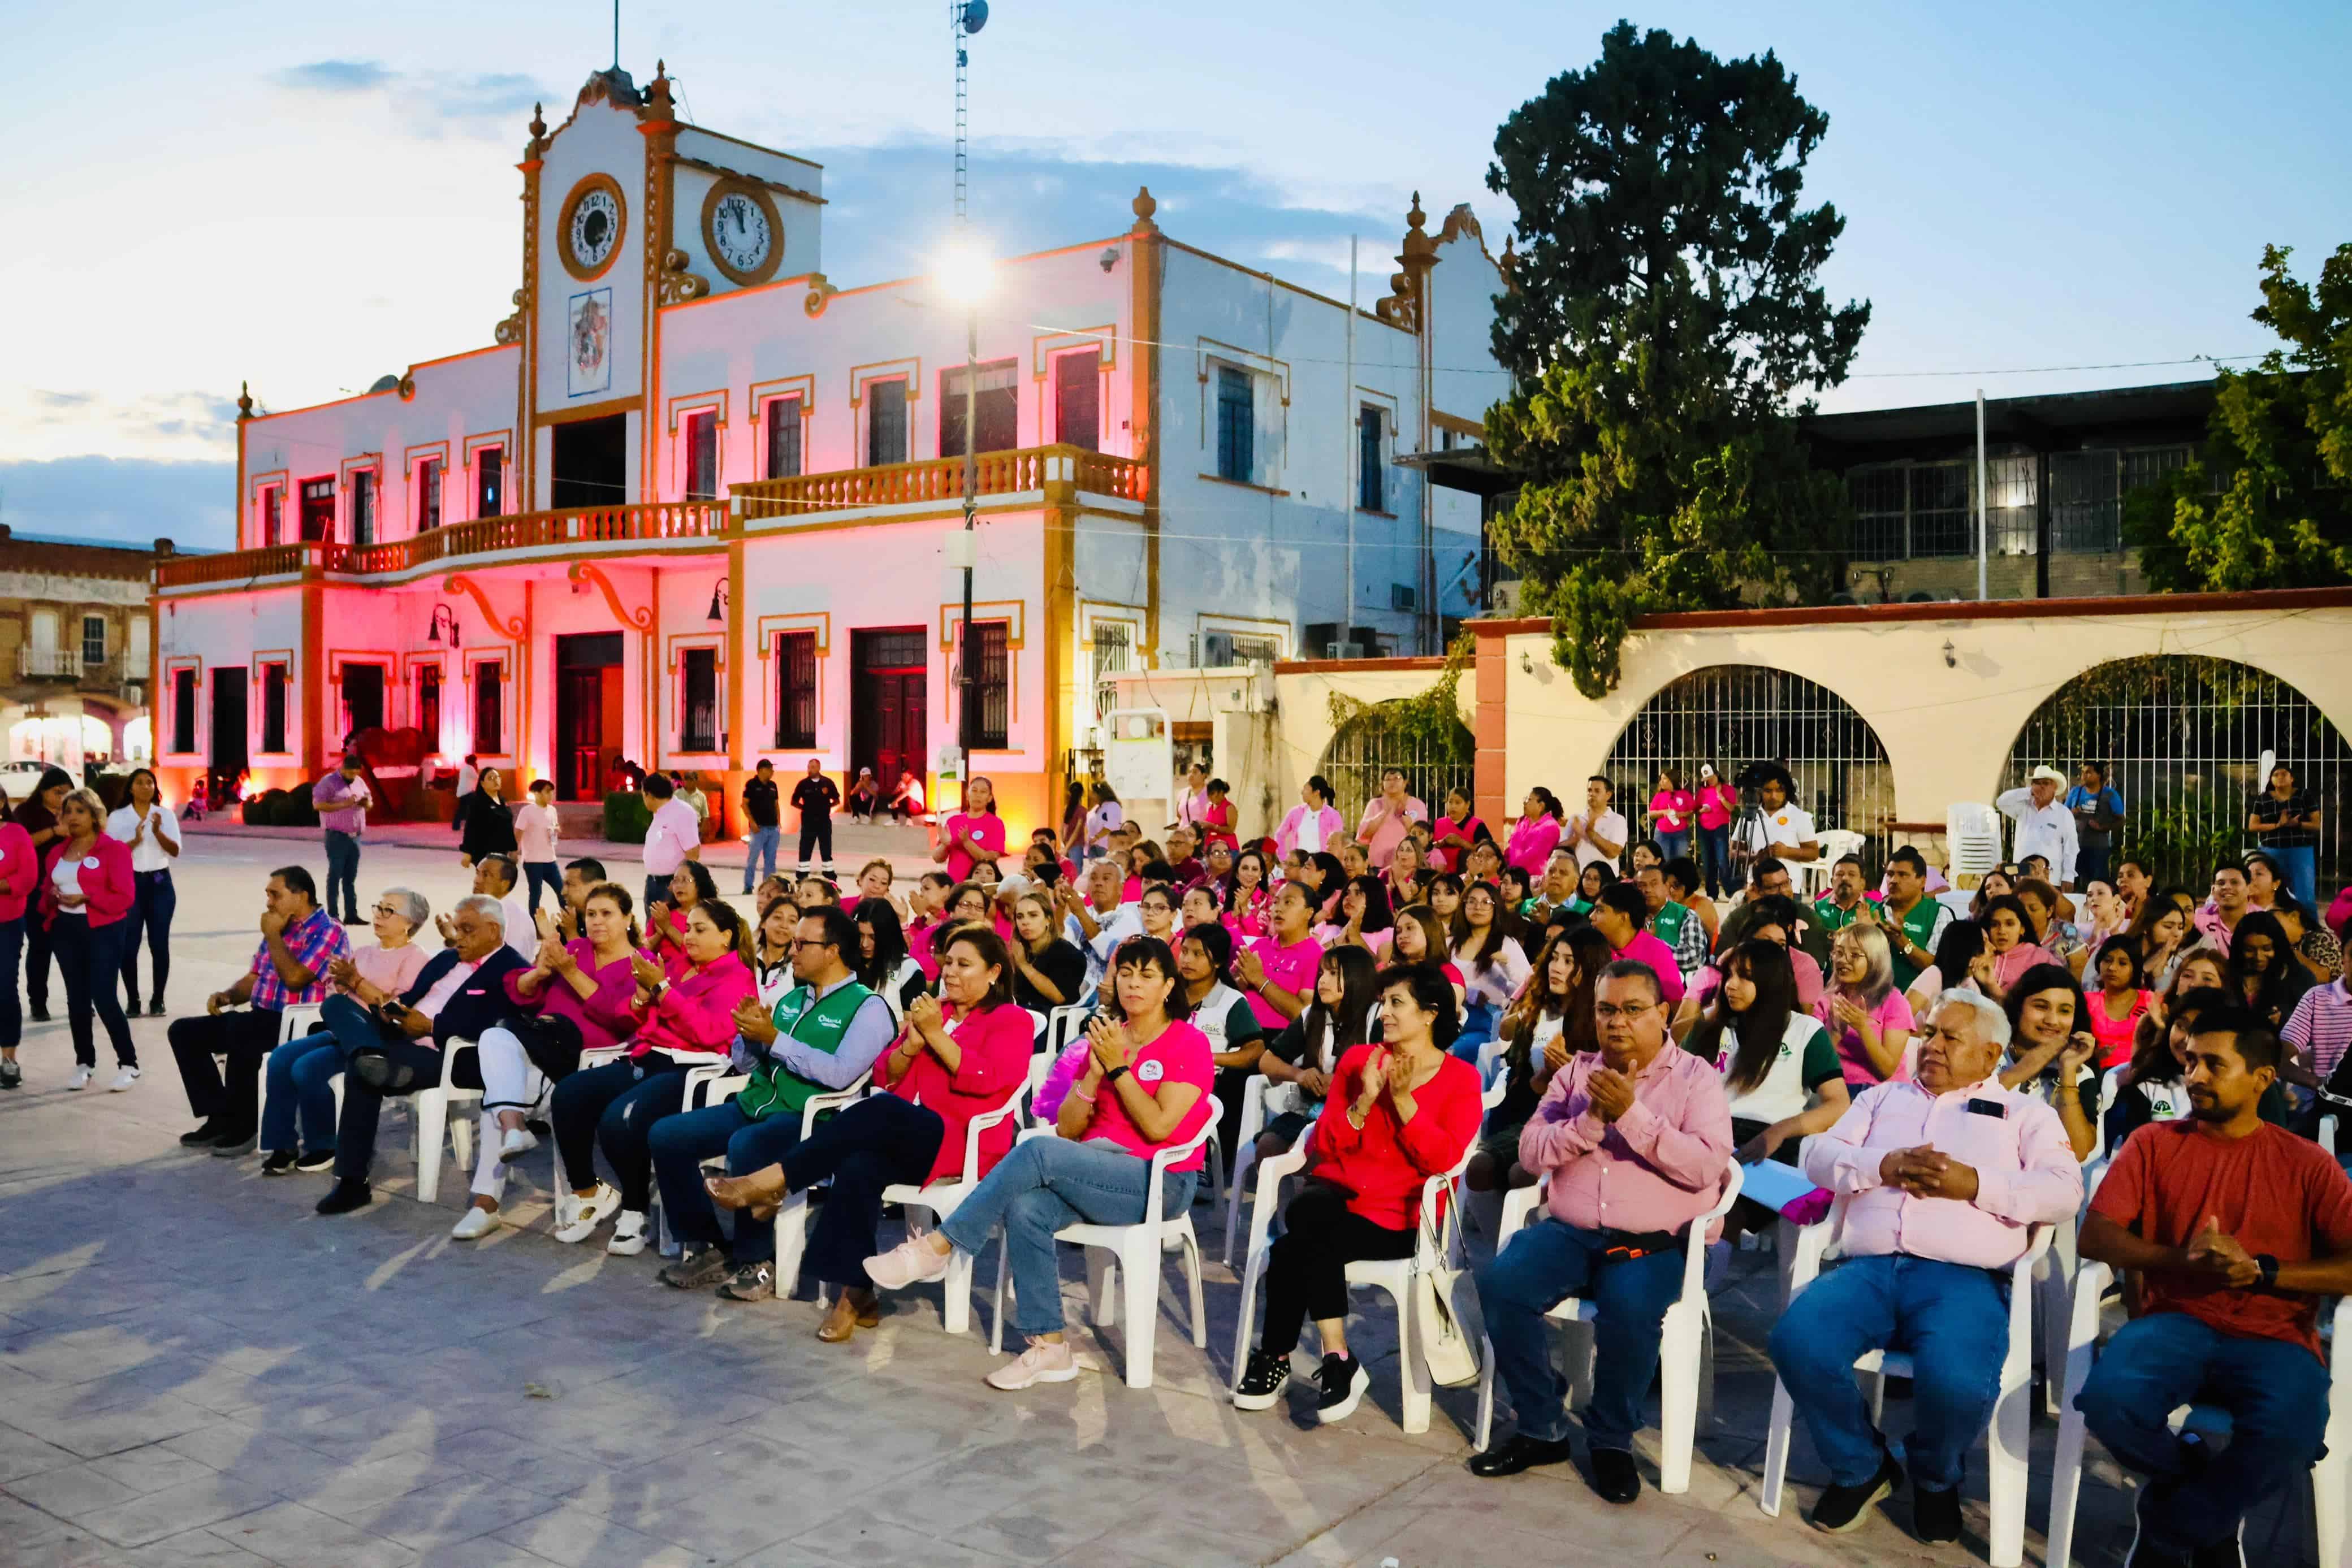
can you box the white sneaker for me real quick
[552,1182,621,1244]
[605,1210,650,1256]
[67,1065,94,1091]
[108,1067,141,1093]
[449,1206,500,1241]
[498,1127,540,1164]
[985,1339,1080,1391]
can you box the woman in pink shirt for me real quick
[1978,894,2058,1003]
[41,789,138,1086]
[1813,922,1914,1089]
[905,870,954,979]
[1694,762,1738,900]
[1646,767,1698,864]
[1503,786,1565,876]
[0,785,39,1090]
[1222,847,1275,938]
[1430,786,1488,876]
[647,861,716,977]
[933,776,1007,883]
[2084,935,2152,1069]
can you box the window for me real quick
[968,620,1009,750]
[417,458,443,531]
[681,647,719,752]
[1357,406,1386,512]
[475,449,504,518]
[259,486,283,547]
[261,662,288,753]
[775,630,817,748]
[473,661,504,754]
[351,470,377,546]
[940,359,1019,458]
[171,668,197,753]
[343,664,386,738]
[127,616,149,676]
[298,477,335,541]
[684,410,719,500]
[866,380,907,467]
[1053,349,1100,451]
[416,664,442,743]
[1215,366,1253,483]
[764,396,802,479]
[81,616,106,665]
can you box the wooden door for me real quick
[850,627,928,787]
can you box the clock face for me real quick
[701,180,784,285]
[558,176,626,281]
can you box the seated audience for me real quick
[1450,878,1531,1060]
[1977,893,2057,1001]
[1060,856,1140,995]
[750,896,801,1003]
[1005,890,1085,1013]
[1178,921,1265,1162]
[1997,962,2100,1160]
[1878,846,1952,994]
[2083,935,2152,1069]
[1586,882,1686,1010]
[646,860,719,973]
[543,856,609,943]
[1902,917,1987,1020]
[1465,926,1607,1195]
[257,887,431,1173]
[1316,874,1395,958]
[1813,922,1913,1090]
[862,935,1214,1391]
[2228,909,2312,1032]
[1223,847,1275,937]
[1258,946,1382,1154]
[1689,939,1849,1238]
[171,867,349,1152]
[464,852,532,962]
[1637,863,1707,980]
[853,896,928,1019]
[2076,1007,2352,1568]
[1769,989,2081,1541]
[1471,961,1732,1504]
[1234,963,1481,1420]
[1236,881,1322,1033]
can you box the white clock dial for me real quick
[711,191,772,273]
[568,188,620,272]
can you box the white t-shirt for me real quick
[1295,807,1325,854]
[105,804,180,874]
[1084,802,1125,856]
[500,890,535,962]
[51,855,84,898]
[1572,809,1628,872]
[1736,802,1817,858]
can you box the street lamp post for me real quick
[947,0,991,775]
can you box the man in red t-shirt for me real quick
[2078,1007,2352,1567]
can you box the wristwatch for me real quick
[2255,1253,2281,1289]
[1103,1064,1130,1085]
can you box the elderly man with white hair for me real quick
[309,894,529,1216]
[1767,989,2083,1545]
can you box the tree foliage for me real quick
[1483,21,1868,698]
[2125,242,2352,592]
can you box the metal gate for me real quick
[2005,655,2349,890]
[1600,666,1895,855]
[1317,715,1475,827]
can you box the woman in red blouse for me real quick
[1233,961,1481,1421]
[706,926,1032,1344]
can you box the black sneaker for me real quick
[179,1119,224,1147]
[210,1130,258,1157]
[1809,1449,1904,1534]
[295,1149,337,1172]
[29,1004,49,1023]
[657,1247,732,1290]
[123,998,142,1018]
[260,1149,301,1176]
[315,1179,372,1216]
[716,1261,776,1302]
[1912,1480,1962,1544]
[1231,1349,1292,1411]
[148,997,167,1019]
[2125,1484,2193,1568]
[1312,1352,1369,1423]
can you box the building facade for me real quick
[154,63,1504,837]
[1,527,170,770]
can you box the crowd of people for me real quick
[14,750,2349,1563]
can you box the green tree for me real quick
[2125,242,2352,592]
[1483,21,1868,698]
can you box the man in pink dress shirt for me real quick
[1768,989,2081,1544]
[1470,963,1732,1503]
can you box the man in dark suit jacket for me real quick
[312,895,530,1215]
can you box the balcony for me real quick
[155,445,1149,591]
[15,648,123,688]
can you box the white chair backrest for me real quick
[1817,829,1866,864]
[1946,802,2004,879]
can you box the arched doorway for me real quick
[1316,699,1475,827]
[1599,665,1895,855]
[2005,655,2349,889]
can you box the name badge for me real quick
[83,856,101,870]
[1136,1059,1165,1084]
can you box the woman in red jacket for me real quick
[706,926,1032,1344]
[41,789,139,1090]
[1233,960,1481,1421]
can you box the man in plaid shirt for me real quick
[168,866,351,1155]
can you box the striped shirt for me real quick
[2284,981,2352,1086]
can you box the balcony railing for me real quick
[16,648,122,685]
[156,445,1147,589]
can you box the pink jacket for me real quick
[628,948,755,1059]
[1274,803,1345,860]
[38,835,136,928]
[0,822,35,924]
[1504,815,1562,874]
[507,941,643,1055]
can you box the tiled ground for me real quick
[0,841,2320,1566]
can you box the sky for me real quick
[4,1,2347,548]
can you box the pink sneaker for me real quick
[863,1235,953,1290]
[985,1339,1079,1391]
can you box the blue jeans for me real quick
[524,861,561,916]
[119,869,175,1003]
[0,916,21,1050]
[1450,1000,1498,1066]
[743,827,780,891]
[1655,828,1692,864]
[648,1099,807,1263]
[1475,1216,1685,1448]
[2076,1310,2330,1555]
[2267,843,2318,914]
[938,1137,1197,1338]
[53,913,135,1069]
[322,830,361,923]
[1698,825,1731,899]
[2077,838,2111,888]
[1768,1253,2007,1490]
[261,1029,348,1155]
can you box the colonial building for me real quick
[2,527,170,769]
[154,62,1505,835]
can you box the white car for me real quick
[0,760,54,786]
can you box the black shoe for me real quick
[1468,1431,1577,1479]
[295,1149,337,1172]
[715,1261,776,1302]
[2125,1484,2193,1568]
[1912,1480,1962,1544]
[0,1059,20,1090]
[260,1149,300,1175]
[656,1247,732,1291]
[1810,1449,1904,1534]
[349,1051,418,1093]
[123,998,142,1017]
[180,1120,224,1146]
[1587,1446,1641,1505]
[28,1004,48,1023]
[314,1179,372,1215]
[210,1130,258,1158]
[1312,1352,1369,1423]
[148,996,167,1019]
[1231,1349,1292,1411]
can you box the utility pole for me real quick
[1975,388,1988,601]
[950,1,991,768]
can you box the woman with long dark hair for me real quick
[1467,925,1607,1194]
[1449,879,1530,1060]
[104,767,180,1017]
[2084,935,2152,1069]
[1223,847,1275,938]
[647,859,720,972]
[1690,941,1849,1236]
[1504,786,1563,876]
[751,895,801,1004]
[2228,909,2312,1030]
[455,766,517,869]
[2124,887,2200,994]
[0,785,34,1089]
[1259,945,1381,1153]
[1180,920,1266,1162]
[853,896,928,1019]
[1318,873,1395,957]
[1996,961,2099,1159]
[1006,889,1083,1013]
[12,766,72,1023]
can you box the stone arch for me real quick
[2003,653,2350,888]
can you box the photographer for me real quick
[1731,763,1819,866]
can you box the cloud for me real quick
[0,456,236,551]
[266,59,549,138]
[273,59,394,94]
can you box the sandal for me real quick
[815,1292,881,1343]
[705,1166,788,1217]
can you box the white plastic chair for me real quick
[1043,1003,1089,1057]
[985,1098,1220,1389]
[879,1054,1052,1334]
[1220,1073,1276,1267]
[2047,1259,2351,1568]
[1757,1196,2053,1568]
[1946,802,2004,883]
[1471,1162,1743,1491]
[548,1044,632,1200]
[1023,1008,1048,1047]
[2037,1067,2124,1415]
[1230,1139,1477,1434]
[278,1003,325,1044]
[410,1037,484,1204]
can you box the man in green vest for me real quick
[1636,863,1707,977]
[1810,855,1881,937]
[1878,846,1953,993]
[648,904,897,1302]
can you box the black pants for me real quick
[321,1006,485,1183]
[1258,1181,1415,1354]
[119,869,176,1003]
[169,1008,284,1132]
[551,1054,690,1210]
[1213,1066,1257,1164]
[796,813,833,872]
[54,913,135,1069]
[781,1094,946,1287]
[23,904,52,1012]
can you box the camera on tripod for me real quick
[1732,761,1782,792]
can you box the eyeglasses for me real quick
[372,903,401,917]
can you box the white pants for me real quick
[471,1025,548,1201]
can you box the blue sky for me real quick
[5,1,2346,548]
